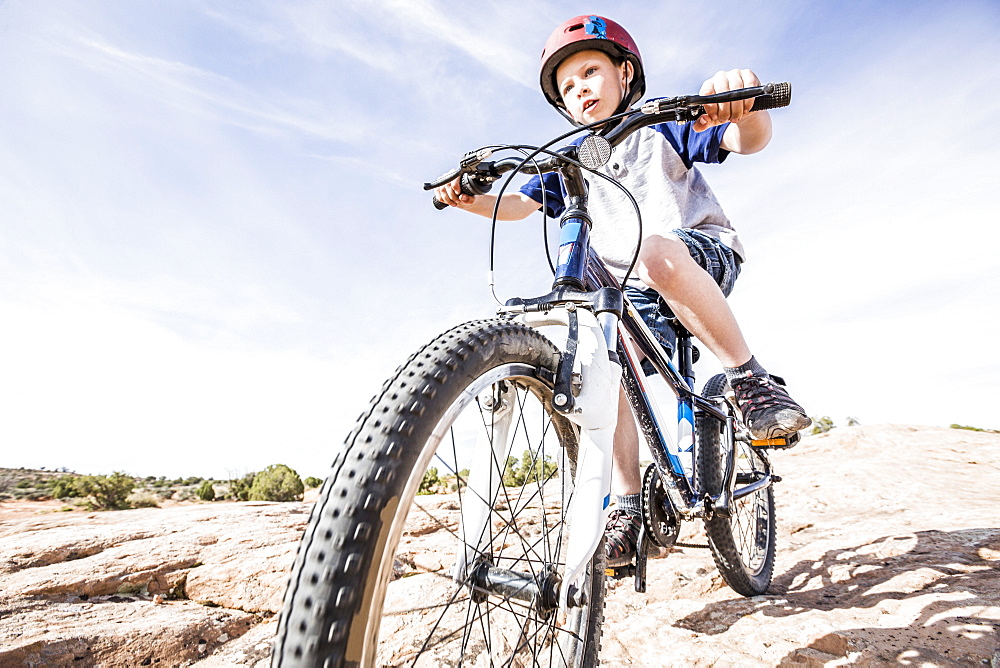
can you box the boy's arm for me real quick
[434,177,541,220]
[693,68,773,155]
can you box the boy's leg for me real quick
[613,386,642,495]
[605,230,808,566]
[638,234,749,367]
[638,232,810,439]
[607,386,643,567]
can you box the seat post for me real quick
[671,319,697,390]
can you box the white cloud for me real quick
[49,34,372,146]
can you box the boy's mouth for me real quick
[582,99,598,114]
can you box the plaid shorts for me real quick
[625,228,741,357]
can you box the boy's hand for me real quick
[694,68,761,132]
[434,176,476,208]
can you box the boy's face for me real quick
[555,49,630,125]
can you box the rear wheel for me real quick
[696,373,776,596]
[272,319,605,667]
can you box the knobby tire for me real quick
[272,319,606,667]
[696,373,776,596]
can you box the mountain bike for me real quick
[272,83,795,667]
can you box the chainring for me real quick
[641,463,680,548]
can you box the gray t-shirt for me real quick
[521,121,743,287]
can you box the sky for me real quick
[1,1,998,480]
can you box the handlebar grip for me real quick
[750,82,791,111]
[430,172,494,210]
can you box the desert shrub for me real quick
[503,451,558,487]
[418,467,439,495]
[950,423,999,433]
[502,457,519,487]
[810,416,835,435]
[248,464,304,502]
[196,480,216,501]
[78,472,135,510]
[228,473,256,501]
[128,492,160,508]
[450,468,470,492]
[303,476,323,489]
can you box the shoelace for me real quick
[607,509,639,531]
[732,376,798,417]
[606,509,641,558]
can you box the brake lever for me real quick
[428,161,501,210]
[423,148,495,191]
[638,100,706,123]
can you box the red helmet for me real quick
[539,15,645,113]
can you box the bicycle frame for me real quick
[453,155,774,616]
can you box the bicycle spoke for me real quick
[387,386,585,666]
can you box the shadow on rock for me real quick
[676,528,1000,663]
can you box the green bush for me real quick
[503,451,558,487]
[452,468,470,492]
[78,472,135,510]
[810,416,835,435]
[418,467,439,495]
[228,473,255,501]
[303,476,323,489]
[950,423,999,433]
[51,475,83,499]
[197,480,216,501]
[248,464,304,502]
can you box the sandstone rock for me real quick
[0,501,309,666]
[0,595,257,667]
[0,424,997,665]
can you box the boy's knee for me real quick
[638,234,694,288]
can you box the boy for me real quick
[434,15,810,567]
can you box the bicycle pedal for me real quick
[605,565,635,579]
[750,432,800,449]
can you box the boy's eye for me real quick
[585,66,597,76]
[562,82,574,95]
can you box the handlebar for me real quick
[426,82,791,209]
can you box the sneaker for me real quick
[605,508,641,568]
[730,374,811,440]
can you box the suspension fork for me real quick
[516,306,622,615]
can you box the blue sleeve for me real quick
[652,122,730,169]
[519,172,566,218]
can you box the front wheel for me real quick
[696,373,776,596]
[272,319,606,667]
